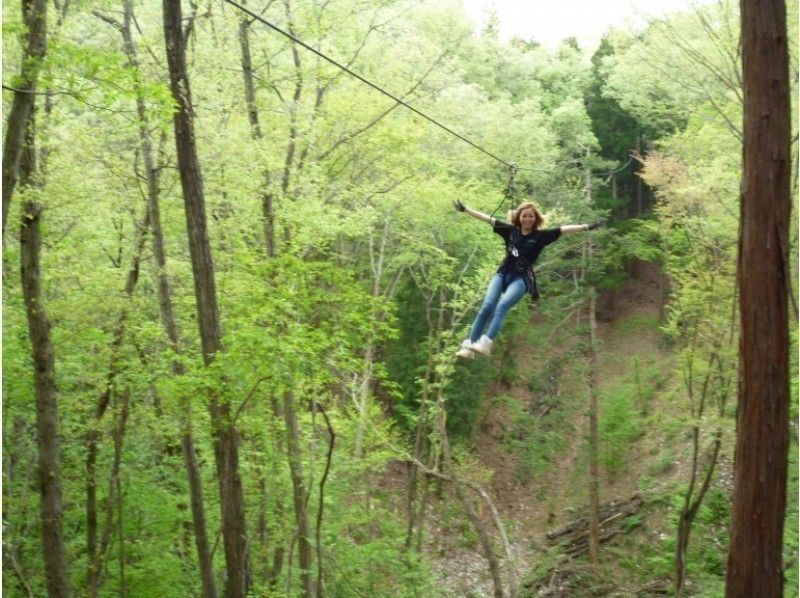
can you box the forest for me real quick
[2,0,797,596]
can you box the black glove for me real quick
[453,199,466,212]
[587,220,604,230]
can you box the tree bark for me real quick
[20,202,71,597]
[238,14,276,256]
[113,0,218,593]
[280,0,303,198]
[726,0,791,595]
[3,0,47,237]
[315,403,335,598]
[584,157,600,567]
[163,1,250,595]
[283,391,314,597]
[587,272,600,567]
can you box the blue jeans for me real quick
[468,273,527,342]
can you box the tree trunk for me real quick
[584,157,600,566]
[268,395,287,589]
[315,403,335,598]
[404,334,436,550]
[635,136,643,216]
[281,0,303,198]
[163,1,250,594]
[20,202,70,597]
[283,391,314,597]
[115,1,218,593]
[441,432,505,598]
[85,181,149,595]
[2,0,47,237]
[727,1,791,595]
[238,14,276,256]
[587,273,600,566]
[89,388,131,598]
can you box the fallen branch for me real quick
[546,493,644,558]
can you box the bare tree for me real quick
[726,0,791,595]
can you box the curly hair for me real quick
[507,202,545,230]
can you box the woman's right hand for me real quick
[453,199,466,212]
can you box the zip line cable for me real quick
[223,0,514,168]
[223,0,634,193]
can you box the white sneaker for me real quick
[469,335,494,356]
[456,339,474,359]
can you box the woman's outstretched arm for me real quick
[560,221,603,235]
[453,200,495,224]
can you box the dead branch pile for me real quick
[546,493,644,557]
[522,562,613,597]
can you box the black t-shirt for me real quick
[492,220,561,274]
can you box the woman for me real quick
[453,199,601,358]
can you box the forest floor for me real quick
[425,261,717,597]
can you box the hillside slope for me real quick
[429,262,734,597]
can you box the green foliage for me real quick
[3,0,797,594]
[498,384,572,481]
[598,383,643,471]
[592,354,669,472]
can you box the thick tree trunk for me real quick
[726,1,791,595]
[20,202,71,597]
[163,1,250,595]
[116,1,217,593]
[3,0,47,237]
[283,391,314,597]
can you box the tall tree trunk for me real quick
[586,268,600,566]
[281,0,303,198]
[584,154,600,566]
[2,0,47,237]
[268,395,287,588]
[726,0,791,595]
[315,403,335,598]
[112,1,218,593]
[283,391,314,597]
[162,1,250,595]
[354,224,391,459]
[238,14,276,256]
[20,202,70,597]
